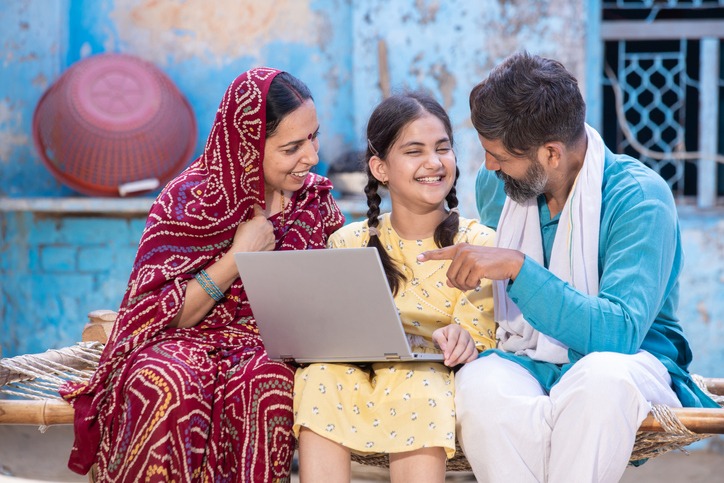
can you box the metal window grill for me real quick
[601,0,724,206]
[603,0,724,13]
[611,44,691,193]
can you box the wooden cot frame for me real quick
[2,384,723,432]
[1,311,723,471]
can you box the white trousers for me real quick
[455,351,682,483]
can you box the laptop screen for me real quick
[234,248,443,363]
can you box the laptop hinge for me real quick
[384,353,402,360]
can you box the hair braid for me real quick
[434,166,460,248]
[365,166,406,295]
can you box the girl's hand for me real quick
[432,324,478,367]
[231,204,276,253]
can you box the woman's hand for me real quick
[432,324,478,367]
[230,204,276,253]
[170,205,276,329]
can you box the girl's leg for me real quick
[297,427,351,483]
[389,447,446,483]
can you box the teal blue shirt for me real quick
[475,148,718,409]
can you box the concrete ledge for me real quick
[0,196,718,218]
[0,197,154,214]
[0,197,373,217]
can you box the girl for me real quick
[293,92,496,482]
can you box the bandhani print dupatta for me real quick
[60,68,344,480]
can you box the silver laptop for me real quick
[234,247,444,364]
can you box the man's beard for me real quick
[496,159,548,203]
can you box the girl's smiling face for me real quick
[371,112,456,212]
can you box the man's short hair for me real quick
[469,51,586,156]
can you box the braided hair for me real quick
[364,92,460,295]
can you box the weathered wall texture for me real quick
[0,1,722,416]
[351,0,586,213]
[1,0,67,196]
[109,1,324,64]
[1,0,586,208]
[1,210,146,356]
[678,209,724,379]
[0,0,355,196]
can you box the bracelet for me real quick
[195,269,225,302]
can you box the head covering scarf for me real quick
[60,67,344,473]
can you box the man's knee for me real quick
[567,352,641,388]
[553,352,647,413]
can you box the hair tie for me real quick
[448,207,460,215]
[368,226,380,237]
[367,139,380,157]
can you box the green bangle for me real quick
[195,269,224,302]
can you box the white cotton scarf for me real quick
[493,124,605,364]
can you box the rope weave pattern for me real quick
[0,342,103,400]
[632,404,710,462]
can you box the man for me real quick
[419,51,718,482]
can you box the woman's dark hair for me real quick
[364,91,460,295]
[469,51,586,157]
[266,71,313,136]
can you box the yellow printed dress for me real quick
[293,214,496,458]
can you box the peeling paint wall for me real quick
[351,0,586,215]
[1,0,587,204]
[0,100,30,164]
[678,209,724,378]
[1,0,355,196]
[0,0,70,196]
[109,1,324,65]
[0,210,145,356]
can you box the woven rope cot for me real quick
[351,378,724,470]
[1,312,723,471]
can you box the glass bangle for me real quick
[195,269,224,302]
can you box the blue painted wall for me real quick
[1,1,722,431]
[0,0,357,195]
[1,209,145,355]
[1,0,587,203]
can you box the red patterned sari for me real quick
[60,68,344,482]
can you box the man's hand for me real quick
[417,243,525,291]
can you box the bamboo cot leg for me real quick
[638,408,724,433]
[0,400,74,425]
[705,378,724,396]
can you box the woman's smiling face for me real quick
[263,99,320,195]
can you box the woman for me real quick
[293,92,496,482]
[60,68,344,482]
